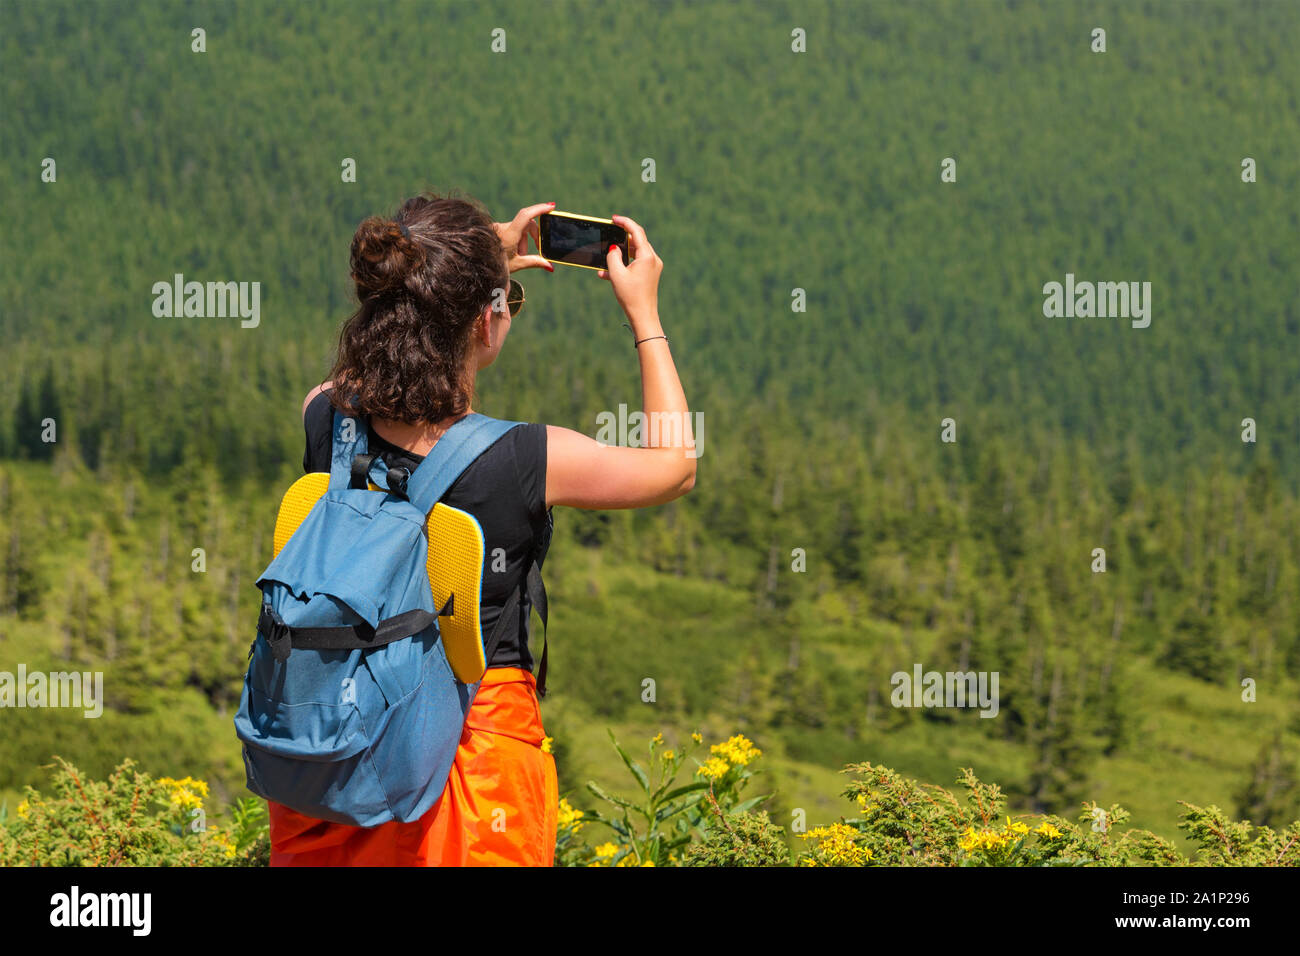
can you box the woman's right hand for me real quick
[597,214,663,325]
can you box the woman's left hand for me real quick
[494,202,555,273]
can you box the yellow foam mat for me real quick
[424,503,487,683]
[273,473,331,556]
[270,473,487,683]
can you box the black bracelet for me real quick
[621,323,665,348]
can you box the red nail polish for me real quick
[545,263,554,272]
[608,244,617,254]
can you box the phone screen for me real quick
[540,213,630,270]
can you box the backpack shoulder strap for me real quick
[405,413,522,513]
[328,408,369,490]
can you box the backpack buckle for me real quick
[385,466,409,499]
[258,604,293,663]
[350,453,376,490]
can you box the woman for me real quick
[268,192,695,866]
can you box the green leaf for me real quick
[728,793,772,814]
[655,795,706,823]
[658,781,711,804]
[586,782,650,821]
[650,772,682,805]
[609,732,650,792]
[586,810,631,839]
[664,832,693,852]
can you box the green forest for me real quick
[1,0,1297,856]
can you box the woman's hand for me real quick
[493,202,556,273]
[597,214,662,327]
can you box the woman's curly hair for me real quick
[329,191,509,424]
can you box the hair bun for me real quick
[350,215,426,300]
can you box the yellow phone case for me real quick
[541,209,630,271]
[271,474,489,683]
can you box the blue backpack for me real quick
[234,409,545,827]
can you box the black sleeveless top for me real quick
[302,389,551,671]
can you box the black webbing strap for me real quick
[481,586,521,678]
[349,453,376,490]
[386,466,410,499]
[526,562,549,697]
[350,453,411,500]
[257,598,452,663]
[478,558,549,697]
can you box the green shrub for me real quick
[681,801,789,867]
[557,734,1300,867]
[790,761,1300,867]
[557,730,769,867]
[7,740,1297,867]
[0,757,267,867]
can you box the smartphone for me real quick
[539,211,631,271]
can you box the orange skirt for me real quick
[267,667,557,866]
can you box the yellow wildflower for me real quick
[696,757,730,780]
[541,736,553,754]
[158,776,209,797]
[1036,822,1063,840]
[158,776,207,812]
[557,797,584,833]
[800,823,871,866]
[1005,816,1030,836]
[210,830,237,860]
[651,732,664,746]
[594,842,619,859]
[691,732,703,744]
[959,825,1010,853]
[958,826,978,852]
[710,734,761,767]
[16,800,30,820]
[662,750,675,761]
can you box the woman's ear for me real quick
[476,305,495,347]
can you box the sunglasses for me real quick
[506,278,525,317]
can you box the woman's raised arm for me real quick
[546,215,696,509]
